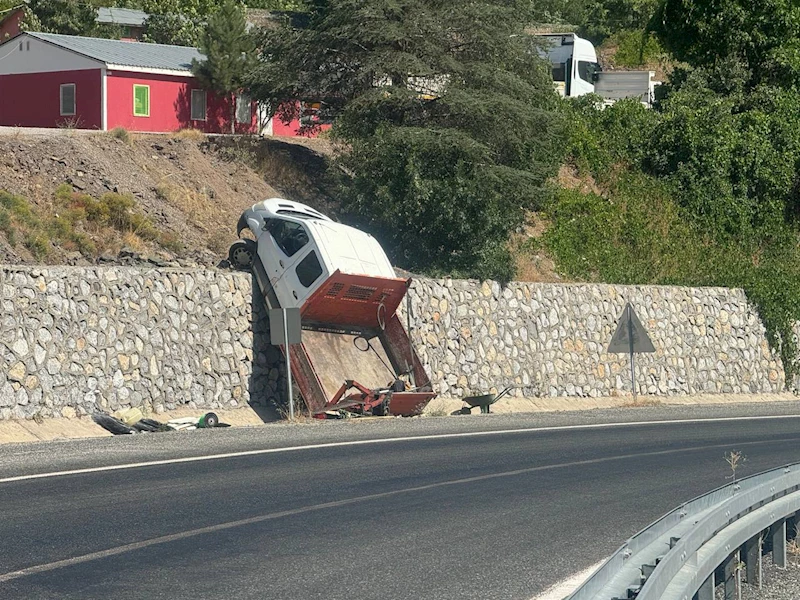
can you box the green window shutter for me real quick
[133,85,150,117]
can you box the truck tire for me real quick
[199,412,219,428]
[228,240,256,270]
[372,394,392,417]
[92,413,136,435]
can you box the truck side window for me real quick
[578,61,600,83]
[267,219,309,257]
[296,250,323,287]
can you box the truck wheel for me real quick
[229,240,256,270]
[372,395,391,417]
[200,412,219,428]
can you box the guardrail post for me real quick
[695,573,714,600]
[722,552,736,600]
[743,534,762,587]
[772,519,787,569]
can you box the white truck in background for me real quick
[538,33,660,107]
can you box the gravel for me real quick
[716,555,800,599]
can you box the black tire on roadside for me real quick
[92,413,136,435]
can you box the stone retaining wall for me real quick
[0,266,796,420]
[0,266,281,420]
[405,279,795,399]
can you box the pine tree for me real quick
[191,0,257,134]
[249,0,565,279]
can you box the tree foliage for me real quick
[531,0,659,43]
[651,0,800,88]
[251,0,565,280]
[192,0,257,133]
[25,0,101,36]
[138,0,219,46]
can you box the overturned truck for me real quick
[229,198,436,417]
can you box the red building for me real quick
[0,32,258,133]
[0,6,24,41]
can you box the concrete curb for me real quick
[0,406,268,445]
[0,393,796,445]
[421,392,799,416]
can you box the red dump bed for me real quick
[301,270,410,332]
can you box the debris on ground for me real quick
[91,410,228,435]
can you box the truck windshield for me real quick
[552,63,566,82]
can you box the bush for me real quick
[0,188,179,259]
[550,85,800,381]
[109,127,131,143]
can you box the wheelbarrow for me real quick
[460,386,514,414]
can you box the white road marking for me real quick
[0,437,790,583]
[1,414,799,484]
[531,560,606,600]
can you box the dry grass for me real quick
[554,163,603,195]
[788,526,800,559]
[510,211,563,283]
[121,231,146,253]
[206,231,233,255]
[173,128,206,142]
[724,450,747,482]
[255,149,321,201]
[108,127,131,144]
[155,180,215,222]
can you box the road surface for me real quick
[1,407,799,599]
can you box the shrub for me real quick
[109,127,131,143]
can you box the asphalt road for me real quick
[2,408,800,599]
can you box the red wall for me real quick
[0,10,23,42]
[106,71,257,133]
[272,101,332,137]
[0,69,102,129]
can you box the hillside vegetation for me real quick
[0,130,333,266]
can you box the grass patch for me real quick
[0,186,183,259]
[155,180,215,223]
[173,128,206,142]
[108,127,131,144]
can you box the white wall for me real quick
[0,34,102,75]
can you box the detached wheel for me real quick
[229,240,256,270]
[201,412,219,428]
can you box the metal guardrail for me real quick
[568,462,800,600]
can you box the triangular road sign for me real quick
[607,303,655,354]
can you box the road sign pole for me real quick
[283,308,294,420]
[628,306,636,403]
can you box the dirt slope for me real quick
[0,130,334,266]
[0,128,563,282]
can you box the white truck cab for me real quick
[538,32,659,106]
[230,198,396,309]
[540,33,601,98]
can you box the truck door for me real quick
[263,218,327,307]
[259,217,316,307]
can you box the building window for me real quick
[235,93,251,124]
[60,84,76,116]
[191,89,207,121]
[133,85,150,117]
